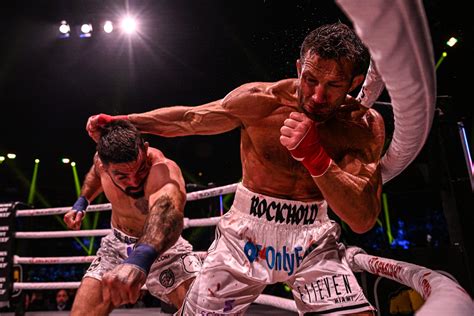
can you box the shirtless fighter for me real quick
[64,120,201,315]
[86,22,383,315]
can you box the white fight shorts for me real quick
[180,183,374,315]
[84,226,202,304]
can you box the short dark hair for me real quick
[300,22,370,77]
[97,120,145,165]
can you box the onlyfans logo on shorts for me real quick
[244,241,303,276]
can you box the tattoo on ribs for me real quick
[140,195,183,253]
[134,198,149,215]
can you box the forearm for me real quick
[139,195,184,255]
[128,101,240,137]
[315,162,381,234]
[128,106,196,137]
[80,165,103,202]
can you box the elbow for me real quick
[350,219,376,234]
[350,202,381,234]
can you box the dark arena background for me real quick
[0,0,472,315]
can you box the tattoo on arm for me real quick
[139,195,183,254]
[81,164,102,199]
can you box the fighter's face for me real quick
[297,52,355,122]
[106,147,150,199]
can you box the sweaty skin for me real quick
[64,147,188,314]
[87,53,385,234]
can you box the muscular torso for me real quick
[237,79,383,201]
[96,148,167,237]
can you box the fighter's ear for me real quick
[296,59,302,77]
[349,74,365,92]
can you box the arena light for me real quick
[121,16,137,34]
[103,20,114,33]
[7,153,16,159]
[62,158,70,164]
[28,159,40,204]
[71,161,81,197]
[58,20,71,38]
[80,23,93,38]
[446,37,458,47]
[435,51,447,70]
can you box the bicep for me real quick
[338,152,379,182]
[183,100,242,135]
[338,113,385,180]
[148,162,186,214]
[149,183,185,214]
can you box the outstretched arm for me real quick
[87,99,242,141]
[86,80,288,141]
[63,155,103,230]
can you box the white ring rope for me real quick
[11,283,298,313]
[14,216,221,239]
[183,216,221,229]
[346,247,474,316]
[14,255,96,265]
[15,183,238,217]
[16,229,111,239]
[14,252,208,265]
[14,282,82,290]
[337,0,437,183]
[14,251,473,314]
[254,294,297,313]
[11,184,473,314]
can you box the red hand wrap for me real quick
[289,123,332,177]
[97,114,129,126]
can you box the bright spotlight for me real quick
[446,37,458,47]
[121,17,137,34]
[71,162,76,167]
[62,158,70,164]
[59,20,71,38]
[80,23,93,38]
[35,159,40,164]
[0,156,5,162]
[7,153,16,159]
[103,21,114,33]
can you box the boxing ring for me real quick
[0,1,472,314]
[1,183,472,315]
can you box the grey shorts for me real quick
[180,184,374,315]
[84,227,201,304]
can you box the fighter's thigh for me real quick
[165,276,194,309]
[181,266,266,314]
[288,247,373,314]
[71,277,113,316]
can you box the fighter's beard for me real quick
[110,178,145,199]
[298,92,335,123]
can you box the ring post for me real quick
[0,202,18,309]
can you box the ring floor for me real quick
[1,304,298,315]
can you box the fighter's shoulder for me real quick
[222,79,297,119]
[148,148,177,169]
[148,148,183,180]
[364,108,385,138]
[224,79,297,104]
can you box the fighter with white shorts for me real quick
[181,184,374,315]
[85,227,201,306]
